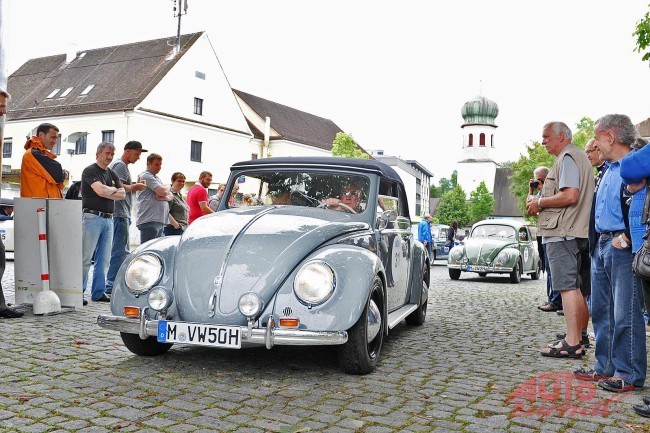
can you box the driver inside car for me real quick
[322,182,364,213]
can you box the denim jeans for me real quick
[138,221,164,244]
[82,213,113,301]
[591,235,647,385]
[106,217,130,294]
[163,225,183,236]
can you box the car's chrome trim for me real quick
[386,303,418,329]
[97,314,348,346]
[447,265,514,272]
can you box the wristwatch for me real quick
[618,234,629,249]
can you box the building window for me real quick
[416,177,421,186]
[468,134,473,147]
[3,137,11,158]
[75,135,87,154]
[59,87,74,98]
[195,71,206,80]
[81,84,95,95]
[480,133,486,147]
[251,153,258,160]
[53,134,61,156]
[191,140,202,162]
[491,134,494,148]
[46,89,60,99]
[102,130,115,143]
[194,98,203,115]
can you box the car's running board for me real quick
[387,304,418,329]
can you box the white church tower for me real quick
[456,95,499,197]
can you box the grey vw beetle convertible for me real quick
[97,157,429,374]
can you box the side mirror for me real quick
[377,210,397,230]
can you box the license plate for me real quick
[466,265,487,272]
[158,320,241,348]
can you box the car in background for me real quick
[447,219,541,283]
[0,197,15,257]
[98,157,430,375]
[411,221,450,261]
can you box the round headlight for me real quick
[239,292,263,318]
[451,248,463,261]
[294,261,335,305]
[125,253,163,294]
[496,251,510,265]
[148,287,172,311]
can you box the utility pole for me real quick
[173,0,189,55]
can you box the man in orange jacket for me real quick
[20,123,67,198]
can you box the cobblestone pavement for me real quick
[1,261,650,432]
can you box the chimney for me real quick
[66,44,77,63]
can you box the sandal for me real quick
[541,339,584,359]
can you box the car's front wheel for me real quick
[120,332,173,356]
[449,268,461,280]
[338,277,384,375]
[510,259,522,284]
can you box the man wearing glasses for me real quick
[322,181,364,213]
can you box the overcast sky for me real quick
[4,0,650,182]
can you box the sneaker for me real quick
[92,294,110,302]
[557,310,565,316]
[0,308,24,318]
[597,378,640,393]
[539,302,561,312]
[82,299,88,306]
[574,368,610,382]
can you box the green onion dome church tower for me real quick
[457,95,499,197]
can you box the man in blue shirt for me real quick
[574,114,646,394]
[418,213,433,263]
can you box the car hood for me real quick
[462,237,515,265]
[174,206,369,324]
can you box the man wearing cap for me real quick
[418,213,433,263]
[105,141,147,295]
[81,142,125,304]
[0,90,22,318]
[0,198,13,221]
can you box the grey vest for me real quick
[538,144,594,238]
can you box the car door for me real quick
[378,180,412,312]
[517,226,535,271]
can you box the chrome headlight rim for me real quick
[124,252,164,295]
[293,260,336,306]
[450,248,464,261]
[148,286,173,311]
[238,292,263,318]
[495,250,510,265]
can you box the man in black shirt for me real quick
[81,142,125,304]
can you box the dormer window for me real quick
[79,52,86,59]
[59,87,74,98]
[46,89,60,99]
[81,85,95,95]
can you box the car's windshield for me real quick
[225,170,371,213]
[471,224,516,239]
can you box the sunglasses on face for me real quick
[341,190,360,198]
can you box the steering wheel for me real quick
[318,201,357,214]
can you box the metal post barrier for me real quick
[32,207,61,314]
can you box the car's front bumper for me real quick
[97,308,348,349]
[447,264,514,273]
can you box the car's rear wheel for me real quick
[120,332,173,356]
[406,270,428,326]
[338,277,384,375]
[510,259,522,284]
[530,258,541,280]
[449,268,461,280]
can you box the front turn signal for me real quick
[123,306,140,317]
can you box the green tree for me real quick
[331,132,369,159]
[572,117,595,149]
[429,184,440,198]
[634,6,650,62]
[468,181,494,223]
[436,185,470,227]
[437,170,458,196]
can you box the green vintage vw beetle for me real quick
[447,219,541,283]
